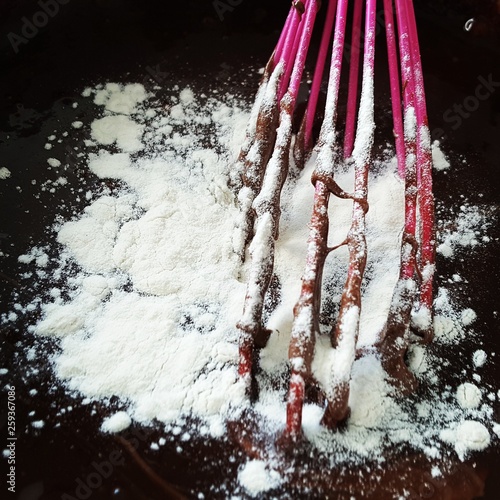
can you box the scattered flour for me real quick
[461,308,477,326]
[432,288,478,344]
[101,411,132,433]
[91,115,144,153]
[473,349,487,368]
[431,140,450,171]
[436,203,492,259]
[47,158,61,168]
[8,81,497,496]
[456,383,482,409]
[441,420,490,460]
[238,460,282,497]
[407,345,428,376]
[0,167,11,179]
[93,83,148,115]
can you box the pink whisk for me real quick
[235,0,435,441]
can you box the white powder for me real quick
[238,460,282,497]
[93,83,148,115]
[431,140,450,171]
[456,383,482,409]
[0,167,11,179]
[441,420,490,460]
[472,349,487,368]
[265,160,405,357]
[407,345,428,376]
[432,288,477,344]
[11,81,497,495]
[411,306,432,334]
[47,158,61,168]
[18,247,49,267]
[461,308,477,326]
[179,87,195,105]
[36,299,92,337]
[91,115,144,153]
[88,151,131,179]
[81,275,115,299]
[437,203,491,259]
[101,411,132,433]
[347,353,391,429]
[57,195,136,273]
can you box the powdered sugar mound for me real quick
[432,288,475,344]
[81,275,114,300]
[456,383,482,409]
[47,158,61,168]
[57,195,136,273]
[179,87,195,105]
[411,305,432,333]
[238,460,283,497]
[0,167,11,179]
[36,294,100,337]
[348,353,392,428]
[440,421,490,460]
[472,349,487,368]
[88,151,132,179]
[264,163,404,364]
[112,187,240,297]
[431,141,450,171]
[357,170,404,347]
[101,411,132,433]
[55,291,247,425]
[29,85,250,430]
[437,203,491,259]
[461,308,477,326]
[93,83,148,115]
[91,115,144,153]
[18,247,49,267]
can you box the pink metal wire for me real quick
[303,0,338,150]
[384,0,405,178]
[343,0,363,159]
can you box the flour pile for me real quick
[8,82,499,495]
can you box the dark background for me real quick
[0,0,499,499]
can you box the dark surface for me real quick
[1,0,499,499]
